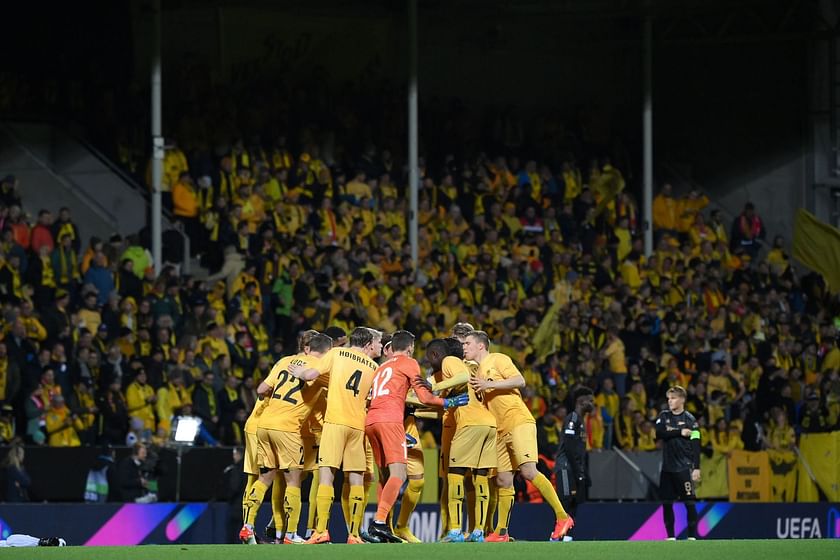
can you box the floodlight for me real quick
[170,415,202,502]
[172,416,201,445]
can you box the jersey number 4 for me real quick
[371,367,393,399]
[345,369,363,397]
[272,371,303,405]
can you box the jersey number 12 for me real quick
[371,367,393,399]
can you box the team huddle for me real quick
[238,323,575,544]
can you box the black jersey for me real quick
[655,409,701,473]
[556,410,587,481]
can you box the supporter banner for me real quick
[728,450,771,502]
[792,209,840,293]
[798,432,840,502]
[768,449,798,502]
[1,502,838,544]
[2,444,835,503]
[696,452,728,499]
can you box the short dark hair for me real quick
[444,337,465,359]
[573,387,594,403]
[309,333,333,353]
[390,330,415,352]
[349,327,379,348]
[425,338,450,357]
[380,332,393,349]
[323,326,347,341]
[467,330,491,351]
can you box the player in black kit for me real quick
[655,386,701,540]
[554,387,595,541]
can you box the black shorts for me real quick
[659,470,696,501]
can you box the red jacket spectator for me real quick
[30,225,54,255]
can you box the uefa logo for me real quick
[828,508,840,539]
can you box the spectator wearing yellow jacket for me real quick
[156,370,191,434]
[45,394,83,447]
[173,172,204,251]
[126,369,156,434]
[677,189,710,233]
[652,183,679,233]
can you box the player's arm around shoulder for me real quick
[470,353,526,392]
[289,349,332,381]
[258,357,289,395]
[434,356,470,392]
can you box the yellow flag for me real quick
[532,297,563,361]
[588,166,625,224]
[792,209,840,293]
[797,432,840,502]
[696,452,728,499]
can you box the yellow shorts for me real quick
[256,428,304,471]
[405,417,425,477]
[302,434,320,472]
[365,436,375,476]
[439,424,456,477]
[243,431,260,475]
[318,422,366,472]
[450,425,497,470]
[496,422,538,473]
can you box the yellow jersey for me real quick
[440,356,496,428]
[432,369,456,429]
[476,353,534,434]
[313,347,378,430]
[244,394,267,435]
[301,389,326,437]
[258,354,324,432]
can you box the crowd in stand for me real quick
[1,110,839,505]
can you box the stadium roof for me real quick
[162,0,823,42]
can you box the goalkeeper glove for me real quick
[443,393,469,409]
[405,433,418,449]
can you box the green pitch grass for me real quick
[4,540,839,559]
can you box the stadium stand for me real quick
[0,75,838,507]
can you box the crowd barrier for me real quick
[1,434,837,502]
[0,502,838,544]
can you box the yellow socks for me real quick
[348,485,366,538]
[533,472,568,519]
[494,486,515,535]
[241,473,258,527]
[284,486,302,537]
[307,470,319,533]
[447,473,465,531]
[271,476,287,536]
[464,472,475,533]
[439,477,449,537]
[243,479,269,528]
[473,475,490,532]
[397,479,424,529]
[341,481,351,529]
[485,480,498,534]
[315,484,334,533]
